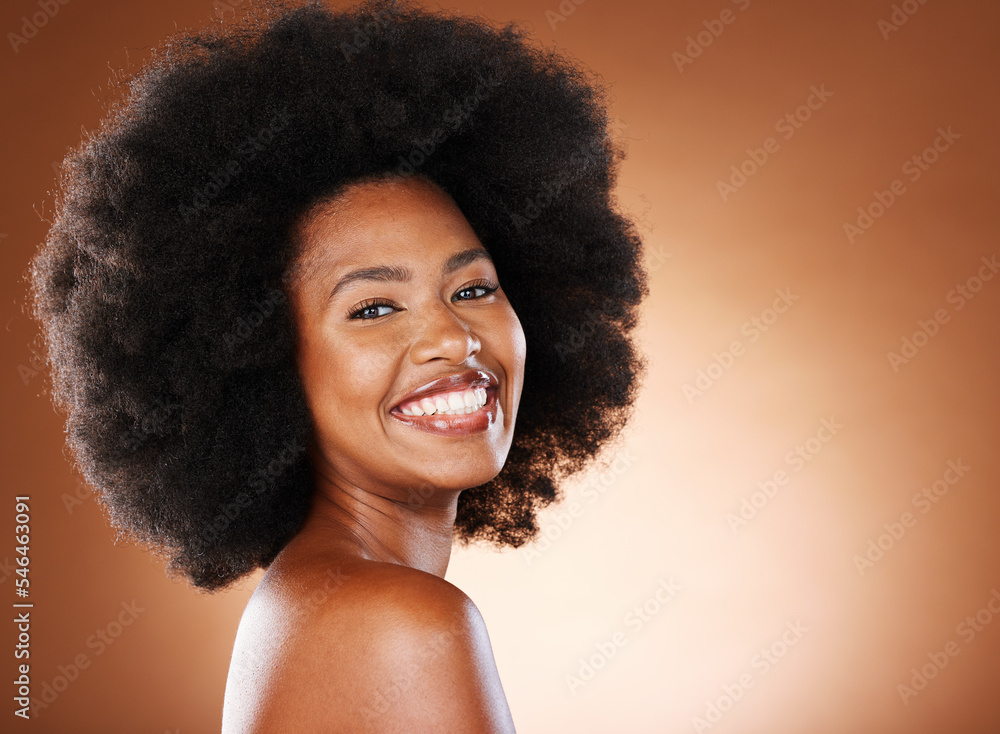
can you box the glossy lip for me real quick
[390,368,497,412]
[389,369,500,437]
[389,386,499,436]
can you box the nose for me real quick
[408,298,481,364]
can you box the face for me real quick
[286,175,526,501]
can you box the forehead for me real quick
[292,176,484,272]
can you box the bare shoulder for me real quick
[222,557,516,733]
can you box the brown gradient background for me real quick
[2,0,999,732]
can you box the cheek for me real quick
[500,306,527,395]
[297,329,395,422]
[513,311,527,366]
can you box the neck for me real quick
[292,459,460,578]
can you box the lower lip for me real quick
[389,387,499,437]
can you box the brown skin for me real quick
[221,175,526,733]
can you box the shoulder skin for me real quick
[222,558,517,733]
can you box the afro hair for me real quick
[30,0,649,591]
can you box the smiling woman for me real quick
[28,0,648,730]
[288,176,525,458]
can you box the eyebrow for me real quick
[325,247,494,305]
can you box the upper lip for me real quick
[391,368,497,411]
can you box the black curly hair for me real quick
[29,0,648,592]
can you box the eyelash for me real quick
[347,279,500,320]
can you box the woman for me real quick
[30,0,648,729]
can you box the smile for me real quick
[389,386,499,436]
[397,387,488,416]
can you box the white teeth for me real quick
[399,386,489,417]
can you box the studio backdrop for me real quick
[2,0,999,732]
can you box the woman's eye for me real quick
[454,279,500,301]
[347,299,395,320]
[348,280,499,320]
